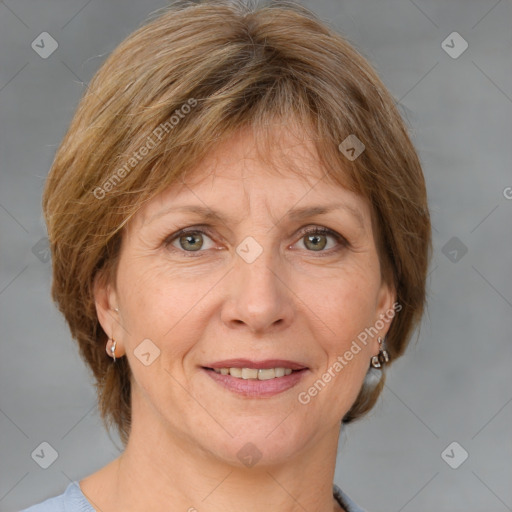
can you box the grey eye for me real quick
[303,232,328,251]
[298,227,345,252]
[178,232,204,251]
[168,230,215,252]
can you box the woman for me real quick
[22,1,431,511]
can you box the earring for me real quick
[106,337,117,363]
[370,336,390,368]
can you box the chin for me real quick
[194,418,315,469]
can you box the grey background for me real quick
[1,0,511,511]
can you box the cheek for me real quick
[309,268,380,399]
[119,256,193,319]
[322,270,383,397]
[315,267,381,341]
[116,257,217,366]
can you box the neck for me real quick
[84,390,345,512]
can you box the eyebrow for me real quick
[147,203,365,229]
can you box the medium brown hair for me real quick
[42,0,432,446]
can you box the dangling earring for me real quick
[370,336,390,368]
[106,336,117,363]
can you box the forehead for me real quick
[184,123,324,186]
[132,123,370,230]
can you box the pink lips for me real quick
[202,359,309,398]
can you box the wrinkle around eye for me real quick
[149,216,371,257]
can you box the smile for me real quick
[212,367,293,380]
[202,358,309,397]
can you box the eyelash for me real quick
[163,225,349,257]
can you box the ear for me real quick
[93,270,125,355]
[374,277,398,340]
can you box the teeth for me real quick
[229,367,243,378]
[257,369,275,380]
[242,368,258,379]
[212,367,297,380]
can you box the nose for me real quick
[220,244,294,334]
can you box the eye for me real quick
[165,227,216,254]
[295,226,348,253]
[163,225,348,256]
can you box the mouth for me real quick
[201,359,309,397]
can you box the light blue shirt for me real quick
[20,480,367,512]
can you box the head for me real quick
[43,0,431,456]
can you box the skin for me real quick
[84,122,396,512]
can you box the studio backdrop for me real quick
[0,1,511,511]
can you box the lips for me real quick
[201,358,309,397]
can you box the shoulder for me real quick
[19,481,95,512]
[21,480,362,512]
[333,483,369,512]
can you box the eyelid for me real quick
[163,224,217,248]
[293,225,349,250]
[163,224,349,253]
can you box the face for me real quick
[95,123,396,467]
